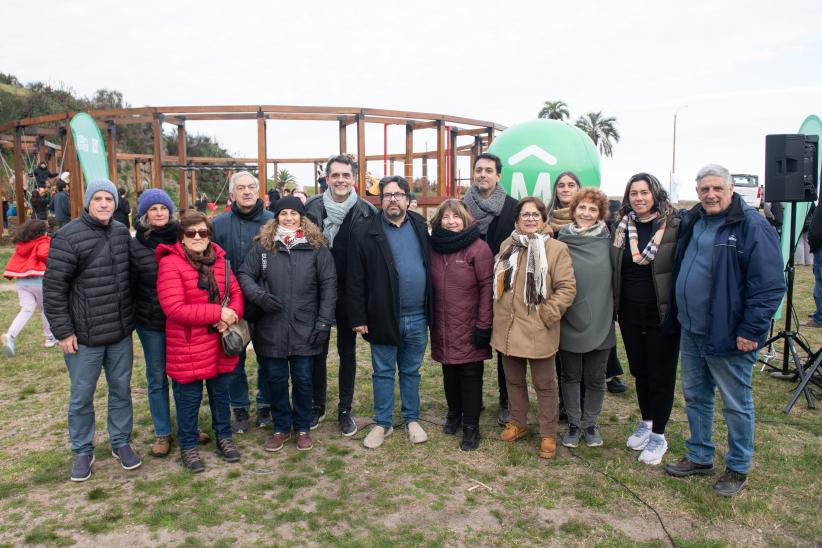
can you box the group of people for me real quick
[0,151,785,499]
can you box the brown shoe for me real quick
[150,435,172,457]
[539,437,556,459]
[198,431,211,445]
[296,432,313,451]
[499,422,528,442]
[265,432,290,452]
[801,319,822,328]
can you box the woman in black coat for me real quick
[238,196,337,453]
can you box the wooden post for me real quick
[152,114,164,188]
[436,121,446,197]
[191,170,197,205]
[486,127,494,148]
[13,126,26,224]
[37,137,47,169]
[272,162,279,191]
[133,160,142,194]
[105,122,118,188]
[313,162,319,194]
[470,136,481,179]
[339,119,347,154]
[357,115,366,195]
[449,127,458,196]
[257,111,267,195]
[405,123,413,184]
[48,140,58,175]
[177,121,188,210]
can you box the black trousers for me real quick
[618,319,679,435]
[496,351,508,406]
[442,361,484,427]
[312,313,359,414]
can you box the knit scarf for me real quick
[493,231,549,309]
[321,188,358,247]
[464,184,507,235]
[547,207,573,236]
[136,221,179,250]
[429,223,481,254]
[566,220,608,238]
[612,211,666,265]
[184,243,220,304]
[276,225,308,250]
[230,199,264,221]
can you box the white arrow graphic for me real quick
[508,145,558,166]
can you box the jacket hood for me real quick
[13,236,50,259]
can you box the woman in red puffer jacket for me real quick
[156,210,244,473]
[428,199,494,452]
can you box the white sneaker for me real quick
[1,333,14,357]
[406,421,428,444]
[638,433,668,465]
[44,336,58,348]
[363,425,393,449]
[627,420,652,451]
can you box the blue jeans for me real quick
[259,355,313,432]
[64,335,134,455]
[813,250,822,322]
[369,313,428,428]
[136,326,171,437]
[680,330,757,474]
[172,373,232,450]
[227,349,271,411]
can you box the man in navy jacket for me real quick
[665,164,785,497]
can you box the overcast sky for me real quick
[5,0,822,199]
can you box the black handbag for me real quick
[220,258,251,356]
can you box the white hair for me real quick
[695,164,732,187]
[229,171,259,193]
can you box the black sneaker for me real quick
[180,447,205,473]
[460,425,480,451]
[310,406,325,431]
[606,376,629,394]
[216,438,241,463]
[70,453,95,482]
[443,413,462,436]
[713,468,747,497]
[231,408,249,434]
[254,406,273,428]
[338,409,357,437]
[664,456,715,477]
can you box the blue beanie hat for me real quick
[84,179,118,209]
[137,188,175,218]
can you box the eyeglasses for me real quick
[183,229,210,239]
[518,212,542,220]
[382,192,407,201]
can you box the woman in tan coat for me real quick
[491,197,576,459]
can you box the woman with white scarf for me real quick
[610,173,682,466]
[238,197,337,453]
[491,197,576,459]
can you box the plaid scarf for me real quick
[493,230,549,309]
[612,211,666,265]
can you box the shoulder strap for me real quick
[79,234,110,273]
[222,257,231,307]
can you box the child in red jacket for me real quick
[2,219,55,356]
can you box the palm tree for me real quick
[575,111,621,157]
[276,168,297,186]
[538,100,570,121]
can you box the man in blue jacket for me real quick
[665,164,785,496]
[213,171,276,433]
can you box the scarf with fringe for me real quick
[493,231,549,309]
[612,211,665,265]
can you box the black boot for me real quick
[460,425,480,451]
[443,412,462,435]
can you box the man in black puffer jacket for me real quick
[305,154,377,436]
[44,178,140,482]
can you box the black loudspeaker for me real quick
[765,134,819,202]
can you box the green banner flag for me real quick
[70,112,109,183]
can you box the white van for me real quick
[732,174,761,209]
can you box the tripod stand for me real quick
[759,201,816,410]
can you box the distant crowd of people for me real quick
[0,152,789,499]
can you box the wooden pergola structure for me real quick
[0,105,506,235]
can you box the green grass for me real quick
[0,251,819,545]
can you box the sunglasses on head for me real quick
[183,229,210,239]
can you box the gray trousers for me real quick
[64,334,134,455]
[559,348,609,428]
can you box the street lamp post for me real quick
[671,105,688,194]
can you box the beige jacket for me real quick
[491,237,577,359]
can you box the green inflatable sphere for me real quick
[487,119,601,202]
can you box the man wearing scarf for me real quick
[463,153,518,426]
[213,171,276,433]
[305,154,377,436]
[666,164,784,497]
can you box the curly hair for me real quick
[13,219,49,243]
[569,188,610,223]
[257,216,327,253]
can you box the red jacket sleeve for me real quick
[157,257,223,326]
